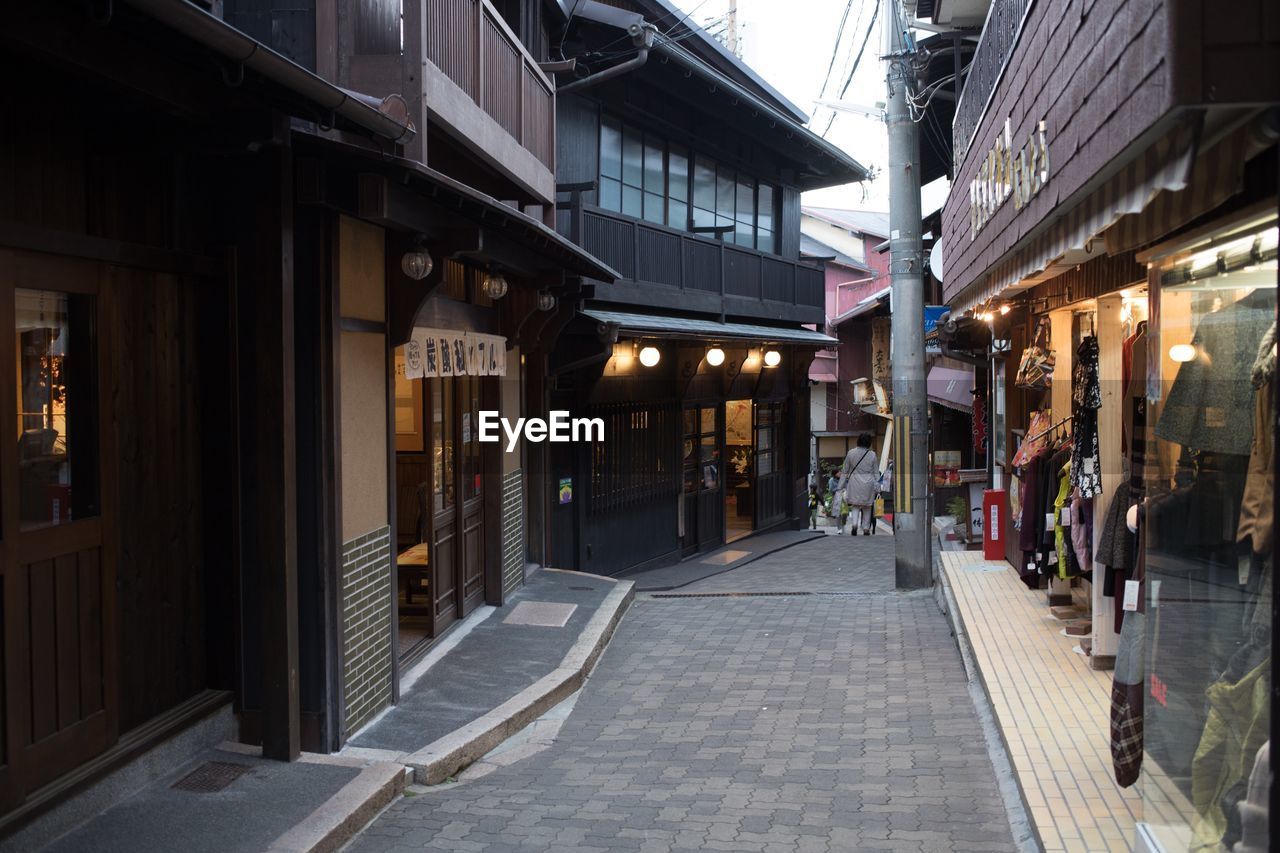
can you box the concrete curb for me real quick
[932,542,1041,853]
[267,759,407,853]
[402,578,635,785]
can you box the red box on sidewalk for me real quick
[982,489,1006,561]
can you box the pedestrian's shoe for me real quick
[851,529,858,536]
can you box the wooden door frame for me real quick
[428,376,459,637]
[0,250,119,806]
[455,375,484,617]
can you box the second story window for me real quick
[599,114,779,255]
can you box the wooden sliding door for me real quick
[0,251,116,807]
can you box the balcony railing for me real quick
[577,206,825,312]
[423,0,555,168]
[952,0,1034,172]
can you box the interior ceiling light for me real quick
[639,345,661,367]
[482,271,509,300]
[1169,343,1196,363]
[400,248,433,281]
[763,349,782,367]
[705,346,726,366]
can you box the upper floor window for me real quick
[599,115,779,255]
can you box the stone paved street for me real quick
[351,536,1018,852]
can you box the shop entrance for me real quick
[395,372,487,661]
[724,400,754,542]
[681,405,722,556]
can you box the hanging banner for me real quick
[405,328,507,379]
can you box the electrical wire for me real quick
[819,0,880,138]
[816,0,856,101]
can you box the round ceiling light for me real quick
[638,345,661,367]
[705,346,726,366]
[1169,343,1196,363]
[763,349,782,367]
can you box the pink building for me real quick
[800,207,891,477]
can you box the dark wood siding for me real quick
[556,96,601,203]
[942,0,1176,301]
[104,266,219,733]
[780,186,801,259]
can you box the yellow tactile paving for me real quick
[941,551,1141,851]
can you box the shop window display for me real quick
[1140,222,1276,853]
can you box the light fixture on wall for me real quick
[400,247,434,281]
[482,270,509,300]
[638,345,661,367]
[999,304,1011,315]
[705,346,726,366]
[763,349,782,368]
[536,289,557,311]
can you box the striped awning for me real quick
[951,117,1203,316]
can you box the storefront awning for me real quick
[927,365,975,413]
[949,116,1203,316]
[581,309,838,346]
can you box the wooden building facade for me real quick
[539,0,868,575]
[0,0,610,834]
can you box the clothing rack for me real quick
[1023,415,1072,445]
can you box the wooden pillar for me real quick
[1047,309,1074,606]
[238,134,301,761]
[1091,294,1125,668]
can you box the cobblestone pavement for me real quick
[351,537,1017,853]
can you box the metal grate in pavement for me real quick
[171,761,252,793]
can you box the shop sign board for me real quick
[969,118,1050,240]
[405,327,508,378]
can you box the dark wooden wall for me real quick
[0,71,236,737]
[104,267,229,732]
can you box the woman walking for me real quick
[837,434,878,536]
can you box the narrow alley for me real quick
[351,536,1022,852]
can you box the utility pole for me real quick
[726,0,739,57]
[882,0,931,589]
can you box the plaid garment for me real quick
[1110,609,1146,787]
[1110,681,1144,787]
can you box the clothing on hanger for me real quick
[1071,335,1103,497]
[1156,293,1273,455]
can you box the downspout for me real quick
[558,25,655,95]
[123,0,416,144]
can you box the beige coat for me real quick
[838,447,878,507]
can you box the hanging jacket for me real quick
[1053,459,1076,578]
[1190,655,1271,852]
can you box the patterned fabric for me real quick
[1071,336,1102,497]
[1110,610,1146,787]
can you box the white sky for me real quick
[668,0,950,216]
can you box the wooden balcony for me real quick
[572,206,825,324]
[419,0,555,201]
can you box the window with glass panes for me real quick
[598,114,779,254]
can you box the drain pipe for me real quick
[559,25,655,95]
